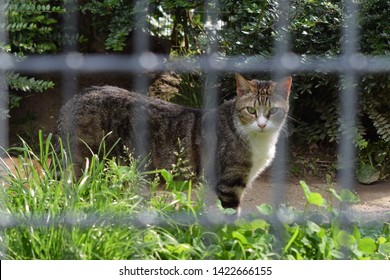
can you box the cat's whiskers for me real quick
[287,115,299,124]
[279,125,289,137]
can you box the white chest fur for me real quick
[247,132,278,185]
[233,116,283,186]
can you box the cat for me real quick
[55,73,291,215]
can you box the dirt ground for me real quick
[243,172,390,222]
[7,86,390,223]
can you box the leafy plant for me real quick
[1,0,66,118]
[218,0,277,56]
[170,71,204,108]
[277,181,389,260]
[80,0,205,54]
[356,0,390,182]
[290,0,390,182]
[1,135,389,260]
[7,0,65,55]
[80,0,135,52]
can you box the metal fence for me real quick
[0,0,390,258]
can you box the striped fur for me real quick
[56,74,291,216]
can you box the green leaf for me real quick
[160,169,173,185]
[300,181,326,206]
[284,226,300,253]
[378,243,390,256]
[256,203,273,216]
[378,237,387,245]
[358,238,376,255]
[232,231,248,244]
[352,226,361,240]
[222,207,237,216]
[168,243,192,255]
[247,219,269,231]
[300,180,311,199]
[234,218,269,231]
[330,188,360,204]
[143,232,158,243]
[382,223,390,236]
[330,250,345,259]
[336,230,356,248]
[306,221,321,234]
[299,181,326,206]
[329,188,342,201]
[251,219,269,229]
[339,189,360,204]
[308,192,326,206]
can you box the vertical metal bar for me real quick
[268,0,292,255]
[0,0,8,155]
[202,0,220,221]
[338,0,359,195]
[0,0,8,260]
[62,0,79,102]
[271,0,291,209]
[61,0,79,175]
[132,0,151,164]
[338,0,360,259]
[57,0,80,250]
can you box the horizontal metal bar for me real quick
[1,53,390,74]
[0,207,389,230]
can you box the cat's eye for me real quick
[246,107,257,115]
[269,107,279,114]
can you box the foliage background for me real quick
[1,0,390,181]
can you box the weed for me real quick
[0,134,389,259]
[276,181,390,260]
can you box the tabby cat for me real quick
[56,73,291,215]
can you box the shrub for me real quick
[1,0,67,118]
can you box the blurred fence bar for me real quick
[132,1,153,163]
[337,0,360,195]
[270,0,292,208]
[202,0,220,220]
[0,0,8,155]
[2,53,390,73]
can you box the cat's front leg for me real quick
[215,178,245,217]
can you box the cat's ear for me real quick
[235,73,253,97]
[276,76,292,99]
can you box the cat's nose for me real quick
[258,116,267,129]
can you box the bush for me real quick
[291,0,390,182]
[80,0,135,52]
[1,0,67,118]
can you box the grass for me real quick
[0,132,389,260]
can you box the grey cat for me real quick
[56,73,291,214]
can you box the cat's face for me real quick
[235,73,291,134]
